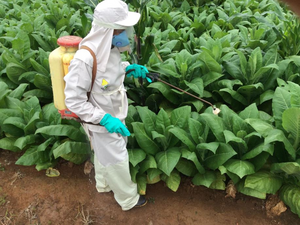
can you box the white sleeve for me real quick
[64,58,105,124]
[121,61,130,71]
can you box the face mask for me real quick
[112,30,130,47]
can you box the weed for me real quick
[75,203,94,225]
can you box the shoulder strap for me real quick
[79,45,97,100]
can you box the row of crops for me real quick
[1,0,300,217]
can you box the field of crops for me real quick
[1,0,300,220]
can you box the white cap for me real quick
[93,0,141,29]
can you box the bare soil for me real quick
[1,150,300,225]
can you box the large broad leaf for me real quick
[200,113,225,142]
[236,179,266,199]
[184,77,203,96]
[128,149,147,167]
[181,148,205,174]
[15,146,48,166]
[282,108,300,149]
[224,159,255,179]
[139,155,157,174]
[204,143,237,170]
[132,122,160,155]
[137,174,147,195]
[271,162,300,180]
[241,143,274,160]
[220,104,249,134]
[14,134,38,150]
[280,184,300,217]
[156,108,171,134]
[161,169,181,192]
[53,141,90,164]
[239,103,260,120]
[9,83,28,99]
[188,118,203,144]
[169,127,195,151]
[35,125,86,142]
[197,142,220,154]
[136,106,156,137]
[245,118,274,137]
[170,105,191,129]
[192,170,216,188]
[244,171,282,195]
[148,82,179,104]
[0,137,20,152]
[156,147,181,176]
[265,129,296,160]
[272,87,291,129]
[176,158,197,176]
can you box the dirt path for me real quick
[0,150,299,225]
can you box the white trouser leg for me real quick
[94,153,111,192]
[89,130,139,210]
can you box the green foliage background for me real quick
[1,0,300,218]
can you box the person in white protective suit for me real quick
[64,0,149,210]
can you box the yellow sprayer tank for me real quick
[49,36,82,119]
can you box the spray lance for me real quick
[126,70,221,115]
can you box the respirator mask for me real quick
[112,29,133,53]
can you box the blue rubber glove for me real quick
[100,114,130,137]
[126,64,149,79]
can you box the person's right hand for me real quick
[100,114,130,136]
[125,64,149,79]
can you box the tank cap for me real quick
[57,36,82,47]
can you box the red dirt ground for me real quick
[1,149,300,225]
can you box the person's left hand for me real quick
[125,64,149,79]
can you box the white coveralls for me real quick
[64,21,139,210]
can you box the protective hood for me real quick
[79,0,140,72]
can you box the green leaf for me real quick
[282,108,300,149]
[136,106,156,137]
[0,137,20,152]
[14,135,37,150]
[273,87,291,129]
[224,159,255,179]
[199,49,222,73]
[137,174,147,195]
[170,105,191,129]
[176,158,197,176]
[15,146,47,166]
[139,155,157,174]
[204,143,237,170]
[169,127,195,151]
[242,143,274,160]
[164,170,181,192]
[236,179,266,199]
[245,118,274,137]
[265,129,296,159]
[181,148,205,174]
[192,170,216,188]
[128,149,147,167]
[188,118,203,144]
[156,147,181,176]
[184,78,203,96]
[53,141,90,164]
[148,82,179,104]
[9,83,28,99]
[280,184,300,217]
[245,171,282,195]
[132,122,160,155]
[197,142,219,154]
[35,125,86,142]
[200,113,225,142]
[6,62,27,84]
[271,162,300,179]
